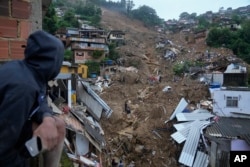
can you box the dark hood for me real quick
[24,30,64,82]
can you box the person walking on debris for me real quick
[124,100,132,119]
[0,30,66,167]
[125,100,131,114]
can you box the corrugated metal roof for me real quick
[178,120,210,167]
[171,125,190,144]
[176,112,214,122]
[77,83,103,120]
[172,121,210,144]
[80,81,113,118]
[169,98,188,120]
[173,122,192,131]
[206,117,250,138]
[240,134,250,146]
[179,124,200,166]
[192,151,209,167]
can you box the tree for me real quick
[179,12,189,19]
[206,28,222,47]
[75,3,102,25]
[58,9,79,28]
[190,13,197,19]
[206,20,250,64]
[197,15,210,29]
[231,14,241,25]
[240,20,250,43]
[64,49,73,61]
[108,43,120,61]
[131,5,162,26]
[121,0,126,8]
[84,61,100,76]
[126,0,134,14]
[43,3,58,34]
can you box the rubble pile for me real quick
[96,7,250,167]
[48,7,250,167]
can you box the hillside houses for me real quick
[55,27,125,64]
[164,5,250,35]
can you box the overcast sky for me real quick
[131,0,250,20]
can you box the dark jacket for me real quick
[0,30,64,167]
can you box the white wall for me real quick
[213,89,250,118]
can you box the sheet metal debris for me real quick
[176,112,214,122]
[49,75,113,166]
[178,120,208,166]
[169,94,250,167]
[168,97,188,121]
[192,151,209,167]
[168,98,213,167]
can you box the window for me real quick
[77,52,83,56]
[226,96,238,107]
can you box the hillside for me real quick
[98,8,236,167]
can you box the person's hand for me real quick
[33,116,58,151]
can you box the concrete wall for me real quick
[213,89,250,118]
[0,0,51,61]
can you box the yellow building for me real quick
[60,61,88,78]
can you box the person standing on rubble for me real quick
[124,100,132,119]
[0,30,66,167]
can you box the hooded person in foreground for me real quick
[0,30,66,167]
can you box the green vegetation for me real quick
[45,0,163,32]
[43,0,102,33]
[131,5,163,27]
[196,15,210,31]
[75,1,102,26]
[108,43,120,61]
[97,0,163,27]
[84,61,100,77]
[64,49,73,61]
[173,60,204,76]
[206,20,250,64]
[43,3,58,34]
[58,9,79,28]
[60,151,74,167]
[92,50,104,59]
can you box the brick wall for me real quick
[0,0,48,62]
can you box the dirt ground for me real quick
[98,8,236,167]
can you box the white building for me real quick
[213,87,250,118]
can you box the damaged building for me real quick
[48,74,113,166]
[167,62,250,167]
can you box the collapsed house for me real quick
[48,74,112,166]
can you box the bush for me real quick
[173,62,185,76]
[84,61,100,77]
[64,50,73,61]
[92,50,104,59]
